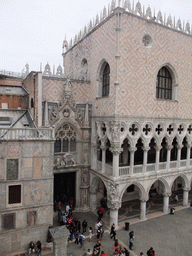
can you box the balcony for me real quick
[0,128,54,140]
[96,159,189,176]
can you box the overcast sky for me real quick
[1,0,191,74]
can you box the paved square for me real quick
[117,208,192,256]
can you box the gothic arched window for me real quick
[102,63,110,97]
[54,124,76,153]
[156,66,172,100]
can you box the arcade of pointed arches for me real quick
[90,173,192,226]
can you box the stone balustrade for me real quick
[97,159,191,177]
[0,128,54,140]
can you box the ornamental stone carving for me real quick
[110,121,120,140]
[157,11,163,24]
[64,79,72,98]
[55,153,76,168]
[166,15,172,27]
[145,7,152,19]
[135,2,142,16]
[51,107,59,123]
[107,200,121,210]
[107,180,119,201]
[142,35,152,48]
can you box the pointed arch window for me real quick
[102,63,110,97]
[156,67,172,100]
[54,124,76,153]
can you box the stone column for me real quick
[166,145,172,170]
[140,200,147,221]
[91,144,97,170]
[129,147,136,175]
[163,194,170,214]
[49,226,70,256]
[110,148,122,177]
[183,189,190,207]
[100,145,106,173]
[108,200,121,229]
[186,144,191,168]
[177,145,182,168]
[122,142,128,165]
[142,146,150,173]
[155,146,161,171]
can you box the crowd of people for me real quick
[28,240,41,255]
[56,201,156,256]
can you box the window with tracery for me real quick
[54,124,76,153]
[156,67,172,100]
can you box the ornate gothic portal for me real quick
[51,79,91,211]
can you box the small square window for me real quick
[9,185,21,204]
[2,213,16,230]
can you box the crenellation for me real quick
[176,18,182,31]
[66,1,191,52]
[166,14,172,27]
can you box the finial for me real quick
[89,20,92,31]
[95,13,99,25]
[84,25,87,35]
[103,6,107,19]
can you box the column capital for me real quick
[129,146,137,153]
[107,200,121,210]
[107,180,119,201]
[142,146,150,151]
[155,145,161,151]
[176,144,182,149]
[183,188,190,192]
[100,145,107,151]
[167,145,173,150]
[163,192,171,197]
[110,146,122,155]
[90,187,97,194]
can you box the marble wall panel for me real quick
[24,182,43,206]
[21,142,33,158]
[33,158,42,179]
[6,159,19,180]
[33,142,43,157]
[42,179,53,204]
[43,142,51,157]
[0,234,12,254]
[7,143,20,157]
[16,210,26,229]
[27,210,37,226]
[0,143,6,159]
[37,206,53,225]
[42,157,53,177]
[20,158,33,179]
[0,159,5,180]
[0,184,6,209]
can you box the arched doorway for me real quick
[119,183,144,221]
[90,176,107,210]
[170,176,184,205]
[147,180,166,213]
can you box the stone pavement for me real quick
[66,205,192,256]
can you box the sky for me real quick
[0,0,191,74]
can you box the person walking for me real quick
[89,227,93,242]
[74,229,79,244]
[110,223,116,241]
[82,219,88,233]
[129,236,134,250]
[79,232,85,248]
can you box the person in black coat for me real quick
[110,223,116,241]
[82,219,87,233]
